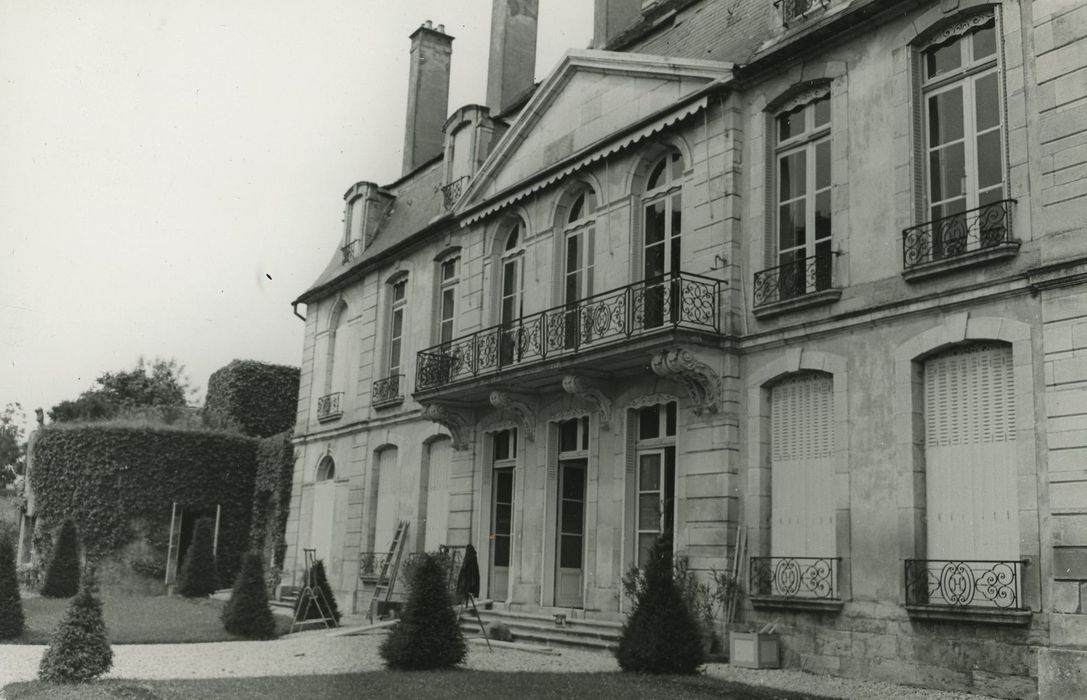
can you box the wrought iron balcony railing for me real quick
[904,559,1025,610]
[358,551,390,582]
[753,252,835,308]
[372,374,404,407]
[316,392,343,422]
[415,272,721,392]
[903,199,1016,270]
[749,557,841,600]
[775,0,828,26]
[442,175,471,210]
[341,239,361,264]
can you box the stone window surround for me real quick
[473,423,523,603]
[745,349,852,610]
[893,313,1040,621]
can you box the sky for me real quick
[0,0,594,427]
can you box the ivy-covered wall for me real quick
[204,360,300,438]
[32,424,257,584]
[249,431,294,570]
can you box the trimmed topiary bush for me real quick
[295,558,341,623]
[177,518,219,597]
[222,551,276,639]
[616,536,704,674]
[38,580,113,682]
[41,520,81,599]
[0,536,24,638]
[204,360,300,438]
[380,552,466,670]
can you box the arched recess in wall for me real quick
[418,435,452,552]
[892,314,1038,608]
[368,445,400,554]
[325,299,349,395]
[310,455,337,566]
[745,350,850,601]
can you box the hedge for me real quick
[204,360,300,438]
[31,424,256,584]
[248,432,294,569]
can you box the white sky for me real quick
[0,0,593,424]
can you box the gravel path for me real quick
[0,630,1002,699]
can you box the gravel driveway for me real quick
[0,630,1003,700]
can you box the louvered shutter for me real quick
[374,448,399,552]
[925,344,1017,560]
[424,439,451,550]
[771,374,835,558]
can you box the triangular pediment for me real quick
[460,49,732,212]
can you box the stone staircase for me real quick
[458,602,623,651]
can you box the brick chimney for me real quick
[402,21,453,175]
[486,0,538,115]
[593,0,642,49]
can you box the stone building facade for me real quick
[286,1,1087,696]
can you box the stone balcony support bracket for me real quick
[489,391,538,442]
[421,403,473,451]
[561,374,614,431]
[649,348,721,416]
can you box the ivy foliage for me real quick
[248,432,294,569]
[204,360,300,438]
[222,551,276,639]
[32,424,256,585]
[41,520,81,599]
[0,535,24,638]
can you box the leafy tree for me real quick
[49,357,197,423]
[177,518,219,597]
[0,535,24,639]
[38,578,113,682]
[41,520,81,598]
[0,403,26,485]
[294,558,341,623]
[380,553,466,670]
[221,551,277,639]
[616,536,704,674]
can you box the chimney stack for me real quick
[403,21,453,175]
[593,0,641,49]
[486,0,538,115]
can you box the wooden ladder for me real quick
[368,521,409,622]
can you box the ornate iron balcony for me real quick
[775,0,828,26]
[341,240,362,264]
[416,272,721,392]
[372,374,404,407]
[749,557,841,600]
[903,199,1016,270]
[357,551,390,582]
[316,391,343,422]
[442,175,471,210]
[905,559,1025,610]
[753,252,835,308]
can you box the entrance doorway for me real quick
[165,503,220,585]
[555,459,586,607]
[490,467,514,602]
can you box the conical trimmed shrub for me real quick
[295,558,341,623]
[380,552,466,670]
[41,520,81,599]
[616,536,704,674]
[38,580,113,682]
[222,551,276,639]
[0,536,24,639]
[177,517,219,597]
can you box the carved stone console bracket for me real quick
[420,403,472,451]
[561,374,614,431]
[488,391,538,442]
[649,348,722,416]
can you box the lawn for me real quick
[8,595,292,644]
[4,672,833,700]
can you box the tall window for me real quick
[499,224,525,365]
[634,401,677,566]
[437,256,459,345]
[490,428,518,602]
[642,150,684,327]
[775,91,832,296]
[921,14,1003,233]
[563,188,596,348]
[387,279,407,377]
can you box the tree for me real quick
[0,535,24,639]
[615,536,704,675]
[0,403,26,485]
[177,518,219,597]
[379,553,466,670]
[49,357,197,423]
[38,579,113,683]
[221,551,277,639]
[294,558,341,623]
[41,520,81,599]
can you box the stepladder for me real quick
[290,548,337,633]
[368,521,409,623]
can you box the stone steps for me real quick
[459,606,623,651]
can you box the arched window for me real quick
[499,222,525,365]
[315,456,336,481]
[325,301,348,394]
[641,149,684,327]
[561,187,597,349]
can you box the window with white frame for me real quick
[642,150,684,328]
[774,90,832,297]
[499,223,525,364]
[563,188,596,348]
[437,256,459,345]
[387,278,407,378]
[634,401,677,567]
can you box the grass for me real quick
[4,672,835,700]
[8,595,292,644]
